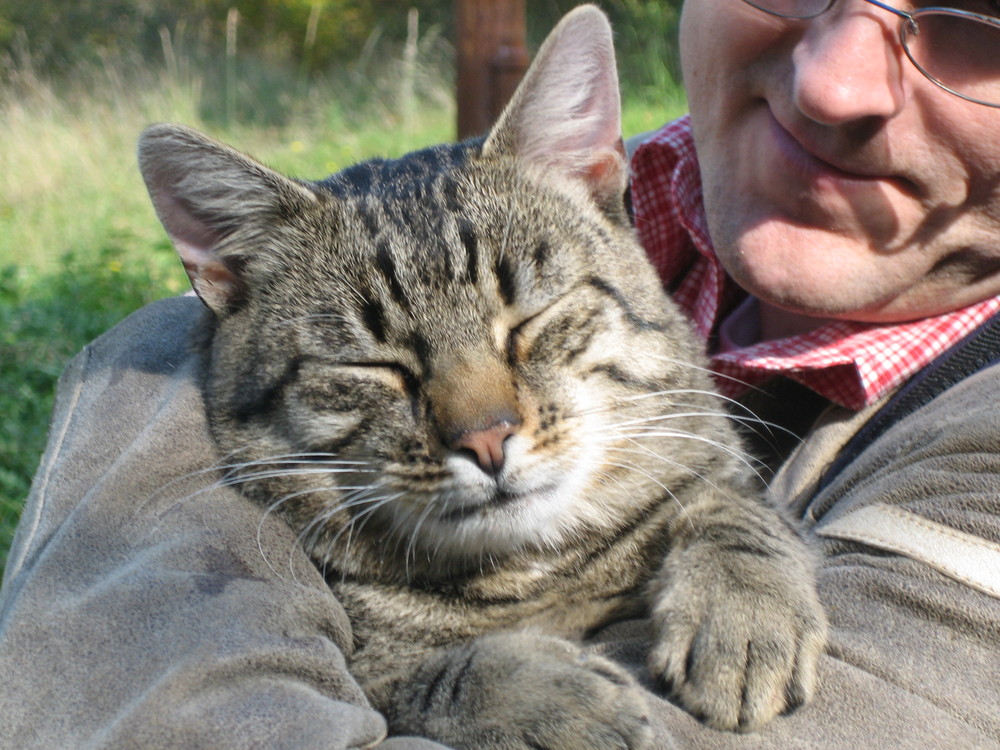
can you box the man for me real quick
[623,1,1000,746]
[2,2,999,747]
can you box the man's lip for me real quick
[768,110,919,195]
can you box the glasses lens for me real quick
[904,10,1000,107]
[741,0,830,19]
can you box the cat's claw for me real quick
[390,632,653,750]
[648,546,828,732]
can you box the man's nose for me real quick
[791,3,908,124]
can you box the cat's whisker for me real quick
[247,473,403,582]
[403,497,443,581]
[138,456,297,519]
[254,491,304,585]
[141,451,372,510]
[328,491,403,569]
[610,442,757,505]
[597,415,763,468]
[285,485,393,579]
[644,353,764,394]
[564,386,750,426]
[219,454,372,470]
[220,466,375,488]
[619,385,738,403]
[608,426,766,482]
[602,459,694,531]
[257,487,370,583]
[256,483,378,542]
[135,444,259,512]
[585,382,796,445]
[590,464,636,496]
[617,388,800,443]
[331,491,411,582]
[618,389,752,418]
[135,470,217,517]
[617,386,768,423]
[253,484,348,586]
[601,412,763,464]
[612,422,761,461]
[140,454,374,581]
[215,452,373,475]
[602,409,735,431]
[302,486,386,549]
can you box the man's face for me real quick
[681,0,1000,323]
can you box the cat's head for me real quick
[139,6,737,579]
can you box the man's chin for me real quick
[717,236,915,325]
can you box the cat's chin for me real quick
[399,482,580,559]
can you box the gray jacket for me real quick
[1,296,998,749]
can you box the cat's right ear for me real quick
[138,124,318,315]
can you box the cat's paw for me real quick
[389,632,652,750]
[648,543,827,732]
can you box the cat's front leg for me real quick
[385,631,652,750]
[647,501,828,732]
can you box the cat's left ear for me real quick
[482,5,626,218]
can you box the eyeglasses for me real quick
[740,0,1000,107]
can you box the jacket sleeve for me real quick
[0,296,446,750]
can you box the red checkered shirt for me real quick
[629,115,1000,411]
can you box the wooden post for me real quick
[455,0,529,140]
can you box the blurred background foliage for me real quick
[0,0,686,574]
[0,1,683,119]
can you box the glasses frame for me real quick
[742,0,1000,108]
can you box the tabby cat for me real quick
[138,6,827,748]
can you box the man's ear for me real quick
[482,5,626,217]
[138,124,318,315]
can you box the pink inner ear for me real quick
[580,144,626,191]
[148,181,244,312]
[484,8,625,207]
[177,239,242,312]
[152,186,223,255]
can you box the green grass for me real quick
[0,56,686,577]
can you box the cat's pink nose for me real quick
[451,421,518,476]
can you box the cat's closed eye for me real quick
[333,361,421,398]
[295,360,415,414]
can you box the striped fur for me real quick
[139,6,826,746]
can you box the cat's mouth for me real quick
[439,484,556,523]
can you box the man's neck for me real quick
[758,300,831,341]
